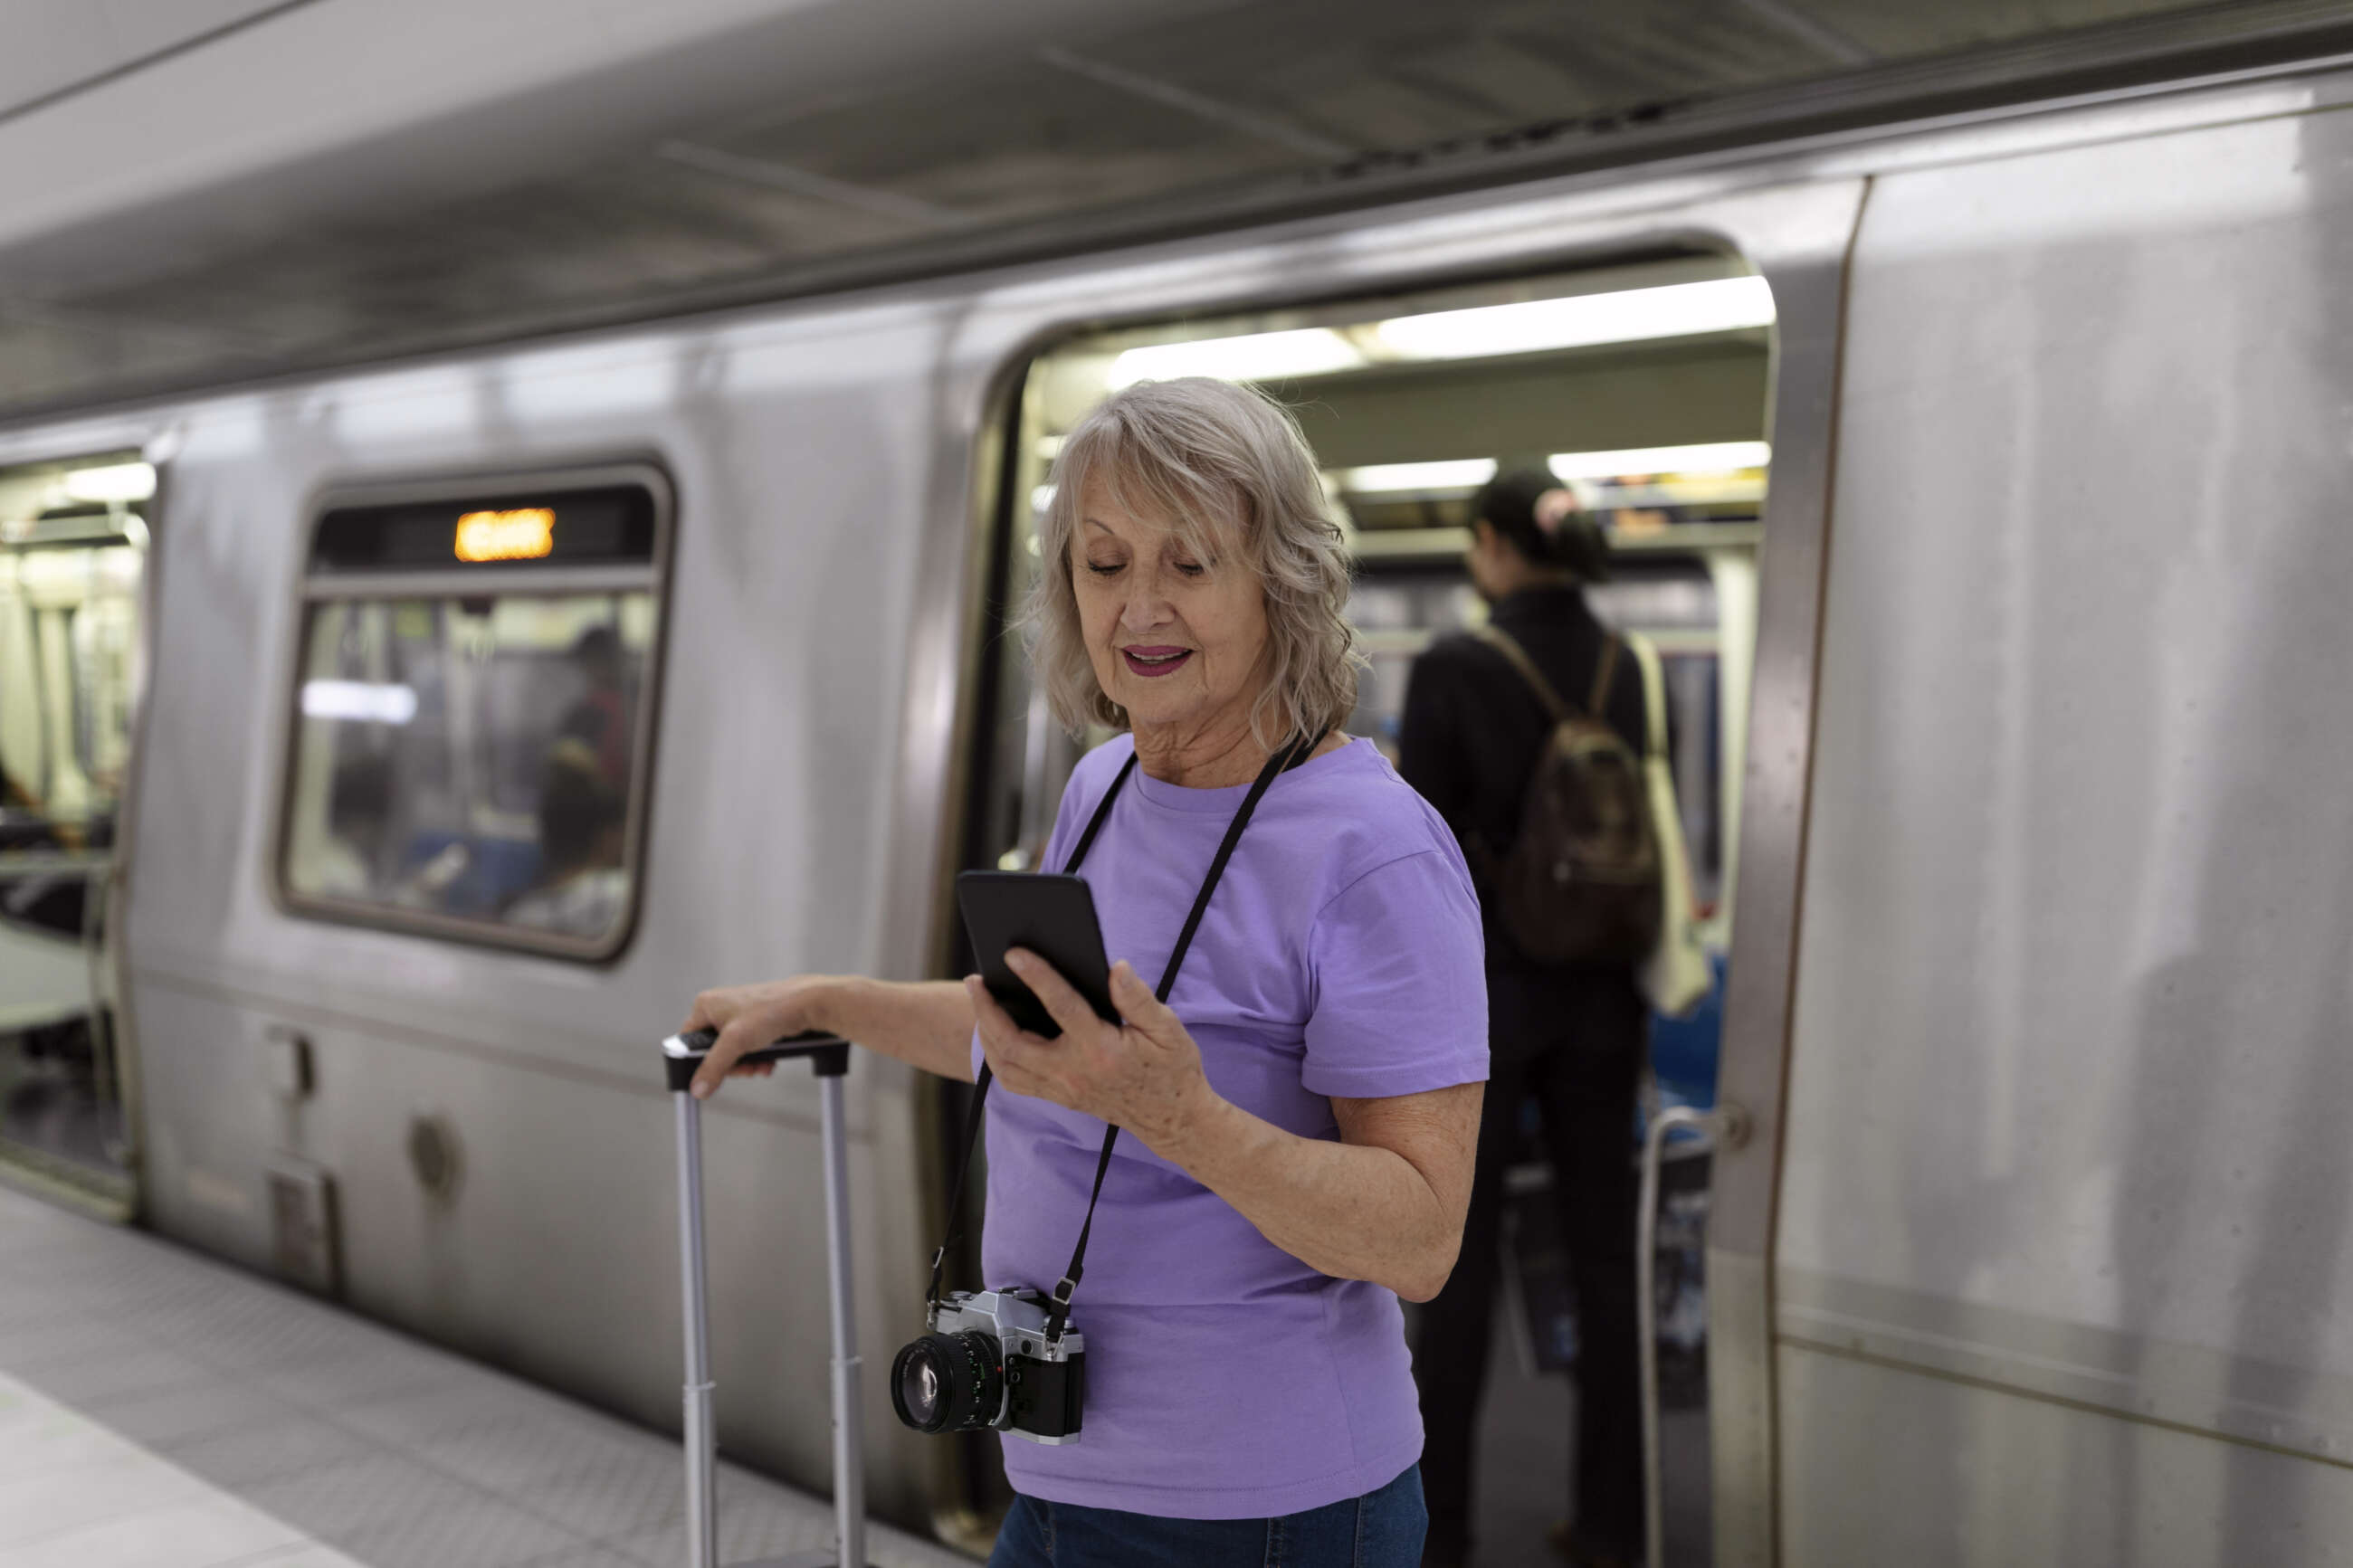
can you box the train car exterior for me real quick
[3,44,2352,1566]
[1770,78,2353,1565]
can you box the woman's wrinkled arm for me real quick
[1158,1080,1483,1304]
[969,952,1481,1301]
[684,974,977,1097]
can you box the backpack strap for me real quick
[1586,634,1622,720]
[1475,624,1569,725]
[1478,622,1619,721]
[1628,631,1668,761]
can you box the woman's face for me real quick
[1071,472,1270,740]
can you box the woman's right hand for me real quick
[680,976,839,1099]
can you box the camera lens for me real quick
[891,1331,1002,1433]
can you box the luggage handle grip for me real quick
[662,1028,850,1091]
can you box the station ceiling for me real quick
[0,0,2337,423]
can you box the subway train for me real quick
[5,37,2353,1568]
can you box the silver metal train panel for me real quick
[1779,92,2353,1564]
[109,304,971,1522]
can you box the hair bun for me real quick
[1472,466,1610,581]
[1550,509,1610,581]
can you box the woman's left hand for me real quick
[966,951,1217,1154]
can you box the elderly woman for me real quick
[682,376,1488,1567]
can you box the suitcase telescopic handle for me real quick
[662,1025,869,1568]
[662,1028,850,1091]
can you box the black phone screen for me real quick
[955,871,1118,1039]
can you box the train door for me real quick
[0,451,153,1214]
[963,252,1797,1566]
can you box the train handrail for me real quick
[1637,1099,1749,1568]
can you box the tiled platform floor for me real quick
[0,1184,968,1568]
[0,1368,367,1568]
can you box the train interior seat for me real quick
[391,829,544,917]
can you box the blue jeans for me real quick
[987,1465,1426,1568]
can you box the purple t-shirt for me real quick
[973,734,1488,1519]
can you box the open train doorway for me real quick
[0,451,152,1217]
[961,254,1772,1566]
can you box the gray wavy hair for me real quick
[1024,376,1362,744]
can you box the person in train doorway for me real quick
[1398,468,1653,1568]
[682,376,1489,1568]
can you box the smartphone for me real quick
[956,871,1119,1039]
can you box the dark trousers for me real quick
[1413,968,1645,1560]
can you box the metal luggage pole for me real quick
[673,1082,721,1568]
[664,1029,867,1568]
[814,1056,866,1568]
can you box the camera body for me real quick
[891,1288,1086,1444]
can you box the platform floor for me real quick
[0,1184,967,1568]
[1469,1339,1710,1568]
[0,1177,1710,1568]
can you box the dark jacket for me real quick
[1397,584,1648,1055]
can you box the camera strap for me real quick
[927,729,1325,1341]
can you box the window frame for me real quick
[268,458,676,964]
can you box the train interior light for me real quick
[1332,459,1500,495]
[1373,275,1777,361]
[1105,274,1779,393]
[58,461,157,506]
[298,679,420,726]
[1106,327,1360,388]
[1548,441,1771,480]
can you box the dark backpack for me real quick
[1473,625,1662,965]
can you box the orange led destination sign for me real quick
[453,508,556,563]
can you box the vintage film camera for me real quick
[889,1288,1084,1444]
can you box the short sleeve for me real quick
[1301,850,1489,1098]
[1037,738,1131,876]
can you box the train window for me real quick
[0,458,148,840]
[275,468,670,959]
[0,450,152,1194]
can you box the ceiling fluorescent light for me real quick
[1548,441,1771,480]
[1334,459,1497,493]
[62,461,157,504]
[1377,277,1775,362]
[301,679,419,726]
[1108,328,1363,389]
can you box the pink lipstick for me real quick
[1121,645,1192,678]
